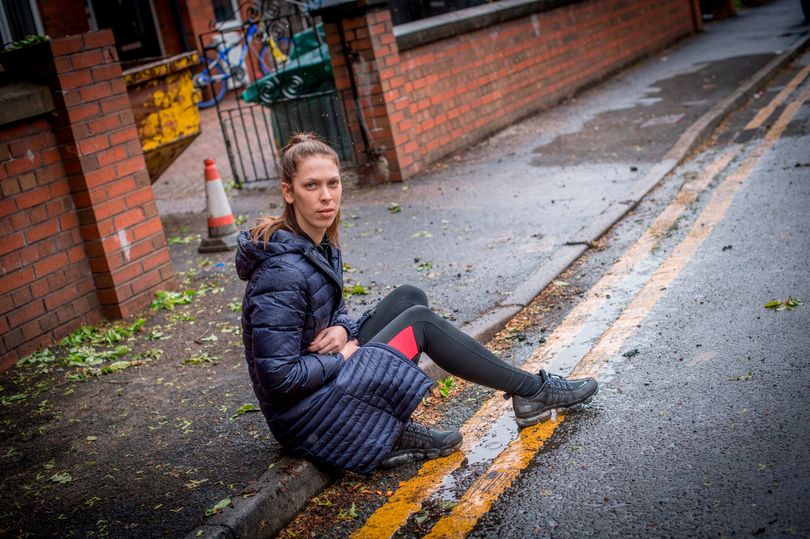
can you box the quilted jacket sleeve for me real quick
[330,297,357,341]
[247,261,344,398]
[328,248,357,340]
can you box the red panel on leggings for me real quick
[387,325,418,361]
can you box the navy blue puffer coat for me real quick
[236,229,433,473]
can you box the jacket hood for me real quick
[235,229,312,280]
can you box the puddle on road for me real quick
[530,54,775,167]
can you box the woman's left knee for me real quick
[391,284,428,307]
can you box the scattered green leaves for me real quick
[151,290,197,311]
[49,471,73,484]
[168,235,198,245]
[60,319,144,347]
[186,478,209,490]
[343,283,368,299]
[338,502,359,520]
[228,301,242,313]
[1,393,29,406]
[235,214,248,226]
[230,404,260,420]
[313,496,333,507]
[414,261,433,272]
[764,296,803,311]
[552,280,569,287]
[387,202,401,214]
[99,360,134,375]
[181,353,218,366]
[436,376,455,398]
[204,497,231,517]
[411,230,432,238]
[17,348,57,367]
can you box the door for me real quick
[91,0,162,62]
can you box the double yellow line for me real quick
[354,69,810,539]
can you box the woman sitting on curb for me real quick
[236,133,598,474]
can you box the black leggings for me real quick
[356,285,541,397]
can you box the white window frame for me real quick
[213,0,242,30]
[0,0,45,46]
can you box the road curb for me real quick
[185,33,810,539]
[185,458,333,539]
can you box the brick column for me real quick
[48,31,176,318]
[321,4,415,183]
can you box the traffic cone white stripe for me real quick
[199,158,238,253]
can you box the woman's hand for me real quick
[308,325,349,355]
[339,339,359,361]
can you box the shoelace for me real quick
[503,370,572,400]
[538,370,572,391]
[397,422,432,448]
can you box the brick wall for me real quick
[37,0,90,38]
[0,31,176,371]
[1,119,102,368]
[323,0,698,182]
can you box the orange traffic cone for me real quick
[199,158,239,253]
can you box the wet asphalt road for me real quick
[468,61,810,539]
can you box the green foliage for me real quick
[168,235,198,245]
[151,289,197,310]
[764,296,803,311]
[60,319,144,347]
[17,348,57,367]
[181,352,218,366]
[204,497,231,517]
[64,345,130,367]
[5,34,50,51]
[229,403,260,419]
[1,393,29,406]
[436,376,455,398]
[49,471,72,484]
[343,283,368,299]
[337,502,359,520]
[414,261,433,272]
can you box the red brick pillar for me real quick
[321,4,415,183]
[48,31,176,318]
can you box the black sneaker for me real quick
[512,370,598,428]
[379,422,462,469]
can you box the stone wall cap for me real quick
[395,0,578,51]
[0,80,55,126]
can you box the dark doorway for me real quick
[91,0,162,62]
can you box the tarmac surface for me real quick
[0,2,808,537]
[469,54,810,538]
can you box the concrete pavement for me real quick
[153,2,810,537]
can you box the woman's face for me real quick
[282,154,342,243]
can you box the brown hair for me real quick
[248,133,341,246]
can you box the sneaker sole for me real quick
[515,387,599,429]
[379,438,463,469]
